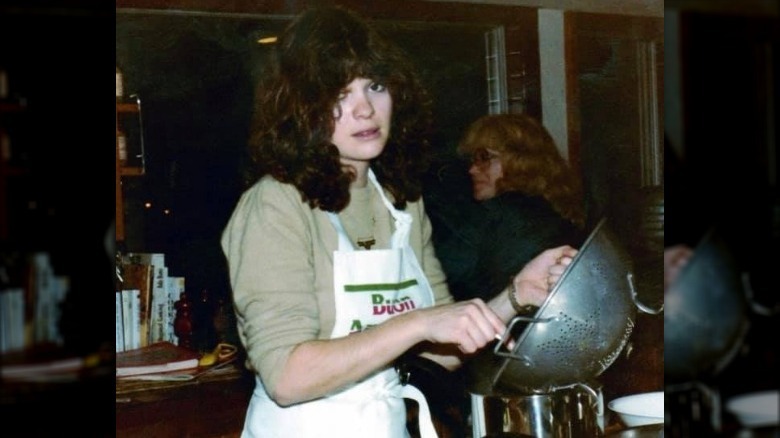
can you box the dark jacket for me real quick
[431,191,585,302]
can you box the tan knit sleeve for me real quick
[221,177,321,395]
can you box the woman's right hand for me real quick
[417,298,505,354]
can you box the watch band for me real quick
[507,281,537,315]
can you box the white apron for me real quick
[241,170,439,438]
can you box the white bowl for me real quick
[726,390,779,428]
[608,391,665,427]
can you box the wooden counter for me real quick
[116,362,254,438]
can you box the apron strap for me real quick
[400,384,439,438]
[328,169,413,251]
[327,212,356,251]
[367,169,412,249]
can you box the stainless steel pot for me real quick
[469,381,604,438]
[481,218,662,394]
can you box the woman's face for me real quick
[468,148,503,201]
[331,77,393,170]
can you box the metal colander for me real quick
[487,218,643,393]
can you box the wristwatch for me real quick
[507,282,538,315]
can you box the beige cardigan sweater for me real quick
[221,175,453,395]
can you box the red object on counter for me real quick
[173,292,194,349]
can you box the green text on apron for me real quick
[242,170,439,438]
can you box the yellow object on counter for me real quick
[198,343,238,367]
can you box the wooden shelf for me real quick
[120,166,144,177]
[116,98,144,242]
[117,102,139,113]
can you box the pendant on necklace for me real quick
[356,237,376,250]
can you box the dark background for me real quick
[664,5,779,435]
[0,3,116,347]
[1,1,116,435]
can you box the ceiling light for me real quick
[257,36,277,44]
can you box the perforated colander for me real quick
[486,218,654,393]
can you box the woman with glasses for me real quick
[416,113,587,434]
[432,113,587,304]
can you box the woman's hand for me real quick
[417,298,506,354]
[512,245,578,307]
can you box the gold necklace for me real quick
[356,232,376,250]
[344,186,376,250]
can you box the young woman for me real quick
[221,7,576,438]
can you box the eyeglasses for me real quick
[468,148,501,168]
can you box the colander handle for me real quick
[628,272,664,314]
[492,314,555,360]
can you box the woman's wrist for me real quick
[507,280,537,315]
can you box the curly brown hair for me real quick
[245,6,433,212]
[457,113,586,227]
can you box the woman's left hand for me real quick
[512,245,577,307]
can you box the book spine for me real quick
[9,288,24,351]
[32,252,52,345]
[130,289,140,350]
[138,270,151,348]
[165,276,185,343]
[0,288,26,353]
[121,289,137,350]
[0,290,8,352]
[50,276,69,345]
[123,290,133,350]
[116,291,125,352]
[150,266,168,343]
[0,291,7,352]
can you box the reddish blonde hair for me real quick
[457,113,585,227]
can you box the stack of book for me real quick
[116,252,186,352]
[0,251,69,353]
[115,341,200,377]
